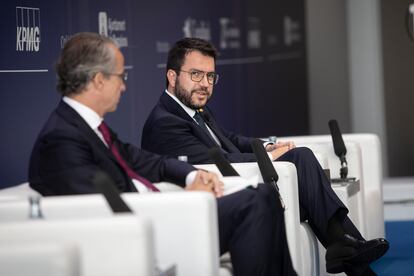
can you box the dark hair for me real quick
[166,37,218,88]
[56,32,117,96]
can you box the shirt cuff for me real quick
[185,170,198,187]
[263,142,275,160]
[263,141,273,148]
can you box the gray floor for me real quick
[383,177,414,221]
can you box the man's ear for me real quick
[91,72,105,91]
[167,69,177,88]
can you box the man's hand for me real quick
[266,141,296,160]
[266,141,296,151]
[185,170,224,198]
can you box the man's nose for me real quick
[199,74,210,87]
[120,82,126,93]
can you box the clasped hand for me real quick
[266,141,296,160]
[186,170,224,198]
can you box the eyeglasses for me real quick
[109,71,128,82]
[179,69,219,85]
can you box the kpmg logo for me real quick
[16,6,41,52]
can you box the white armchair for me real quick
[280,133,385,239]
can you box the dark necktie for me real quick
[98,121,160,192]
[193,111,219,146]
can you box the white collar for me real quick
[165,89,196,118]
[63,96,103,130]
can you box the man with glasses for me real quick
[141,37,388,275]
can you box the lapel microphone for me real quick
[198,108,211,123]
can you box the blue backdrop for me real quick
[0,0,307,187]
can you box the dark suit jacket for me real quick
[29,101,195,196]
[142,92,258,164]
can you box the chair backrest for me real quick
[0,241,80,276]
[0,215,154,276]
[123,192,220,276]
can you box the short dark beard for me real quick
[174,79,209,110]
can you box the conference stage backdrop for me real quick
[0,0,307,187]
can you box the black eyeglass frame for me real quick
[179,69,219,85]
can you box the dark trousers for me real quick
[217,184,297,276]
[277,147,363,246]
